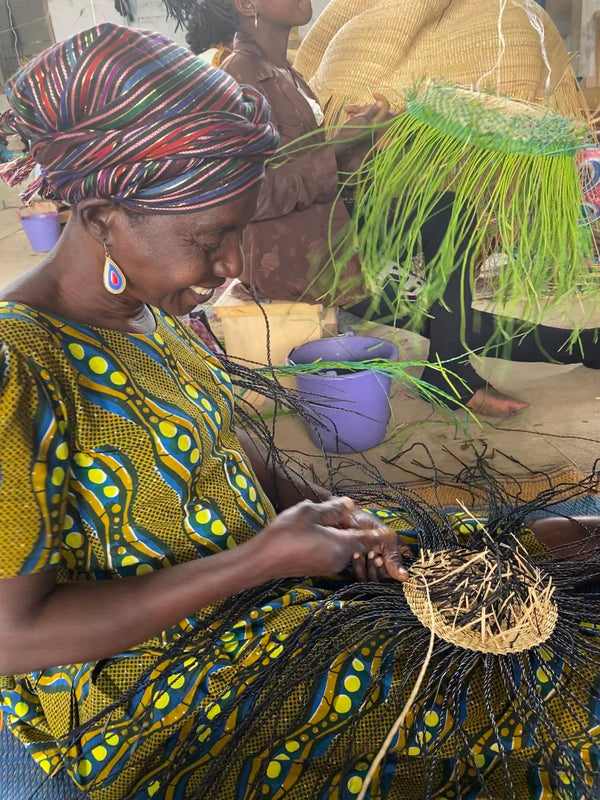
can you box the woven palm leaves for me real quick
[296,0,597,332]
[295,0,588,126]
[404,543,558,655]
[328,84,596,333]
[188,475,600,799]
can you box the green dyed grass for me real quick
[263,356,478,423]
[322,85,596,343]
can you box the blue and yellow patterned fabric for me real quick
[0,301,276,797]
[0,301,598,800]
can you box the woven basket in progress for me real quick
[295,0,586,125]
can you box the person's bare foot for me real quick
[466,386,530,418]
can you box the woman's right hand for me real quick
[332,94,396,171]
[332,105,380,164]
[252,497,408,581]
[0,497,405,675]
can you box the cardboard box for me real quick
[583,86,600,115]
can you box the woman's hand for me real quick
[334,94,398,175]
[346,509,411,582]
[253,497,409,581]
[332,93,395,166]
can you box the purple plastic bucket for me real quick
[19,212,61,253]
[288,334,399,453]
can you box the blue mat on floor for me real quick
[0,723,83,800]
[523,492,600,518]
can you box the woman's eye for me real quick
[197,239,223,254]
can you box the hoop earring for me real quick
[254,12,258,27]
[103,242,127,294]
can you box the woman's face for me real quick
[255,0,313,28]
[107,186,260,317]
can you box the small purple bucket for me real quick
[19,212,61,253]
[288,334,399,453]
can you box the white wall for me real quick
[46,0,187,46]
[47,0,127,42]
[301,0,331,33]
[580,0,600,78]
[131,0,188,44]
[46,0,330,49]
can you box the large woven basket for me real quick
[295,0,587,125]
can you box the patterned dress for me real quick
[0,302,597,800]
[0,302,275,797]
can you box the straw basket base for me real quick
[403,548,558,655]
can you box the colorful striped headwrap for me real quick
[0,23,278,212]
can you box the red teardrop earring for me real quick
[103,242,127,294]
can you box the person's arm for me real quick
[223,56,386,222]
[252,105,390,222]
[223,56,338,217]
[528,515,600,559]
[0,498,407,675]
[253,147,339,220]
[0,542,276,674]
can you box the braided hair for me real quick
[186,0,240,53]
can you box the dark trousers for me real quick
[346,193,600,404]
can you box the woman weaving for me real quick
[0,22,599,800]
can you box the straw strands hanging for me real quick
[324,84,596,337]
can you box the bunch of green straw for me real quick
[324,85,597,339]
[264,356,476,420]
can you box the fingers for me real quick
[343,103,362,117]
[365,551,380,582]
[352,552,386,583]
[350,509,391,533]
[303,496,355,527]
[375,560,390,582]
[351,552,367,582]
[342,94,399,130]
[382,553,410,583]
[295,500,411,584]
[342,104,379,126]
[352,551,407,583]
[357,530,410,583]
[370,93,390,124]
[371,91,389,106]
[345,524,411,583]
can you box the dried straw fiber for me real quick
[295,0,587,126]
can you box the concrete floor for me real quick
[2,203,600,484]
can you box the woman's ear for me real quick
[233,0,256,20]
[75,198,123,245]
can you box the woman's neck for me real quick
[1,223,155,334]
[240,20,291,68]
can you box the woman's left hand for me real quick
[342,93,396,127]
[333,94,396,166]
[342,509,410,582]
[335,94,400,175]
